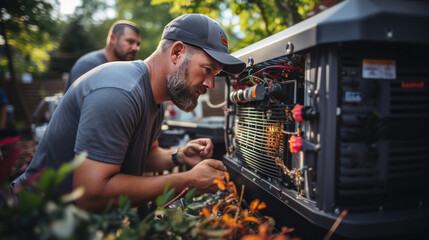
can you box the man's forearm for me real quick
[75,171,190,211]
[73,154,225,212]
[145,146,176,172]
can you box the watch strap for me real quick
[172,147,181,166]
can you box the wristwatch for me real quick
[172,148,181,166]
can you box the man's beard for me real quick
[114,43,135,61]
[166,58,207,112]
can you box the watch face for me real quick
[172,148,180,166]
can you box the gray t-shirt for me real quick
[64,49,108,92]
[14,61,164,196]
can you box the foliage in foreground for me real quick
[0,146,298,240]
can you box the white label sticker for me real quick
[345,91,362,102]
[362,59,396,79]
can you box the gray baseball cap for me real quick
[162,14,246,74]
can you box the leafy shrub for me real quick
[0,148,299,239]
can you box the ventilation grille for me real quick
[234,103,291,179]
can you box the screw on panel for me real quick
[247,57,254,67]
[286,42,294,55]
[334,208,340,215]
[385,27,394,39]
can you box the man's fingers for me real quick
[185,143,204,153]
[192,138,212,145]
[191,138,213,149]
[204,159,227,172]
[185,143,212,156]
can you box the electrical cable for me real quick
[204,84,227,108]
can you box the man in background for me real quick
[64,20,141,92]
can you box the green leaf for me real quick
[162,179,173,196]
[118,195,127,207]
[37,168,56,192]
[184,188,197,205]
[17,190,44,212]
[202,228,231,237]
[150,0,173,5]
[55,152,86,185]
[184,207,199,216]
[186,202,207,210]
[163,188,176,205]
[156,179,174,207]
[155,195,164,207]
[55,163,73,185]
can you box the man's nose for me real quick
[202,77,215,89]
[132,43,140,51]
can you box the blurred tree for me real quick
[0,0,60,124]
[46,17,97,78]
[151,0,322,52]
[48,0,171,77]
[47,0,109,78]
[75,0,109,24]
[116,0,173,60]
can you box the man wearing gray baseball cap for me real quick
[162,14,246,74]
[12,14,245,211]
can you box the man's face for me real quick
[166,50,222,112]
[113,27,141,61]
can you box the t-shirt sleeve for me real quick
[74,88,139,164]
[65,61,98,92]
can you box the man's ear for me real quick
[170,41,186,65]
[109,34,117,45]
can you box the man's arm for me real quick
[145,138,215,172]
[73,154,227,211]
[145,140,176,172]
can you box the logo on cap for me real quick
[221,36,228,47]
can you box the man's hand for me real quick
[179,138,214,167]
[187,159,227,194]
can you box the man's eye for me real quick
[205,68,212,74]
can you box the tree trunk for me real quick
[0,21,31,126]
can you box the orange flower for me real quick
[213,178,226,191]
[225,172,230,182]
[228,181,238,195]
[257,201,266,210]
[223,213,236,226]
[249,199,260,212]
[242,216,260,224]
[202,207,211,218]
[249,199,266,213]
[281,226,295,234]
[223,205,238,214]
[212,202,223,216]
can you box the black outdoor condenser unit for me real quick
[222,0,429,239]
